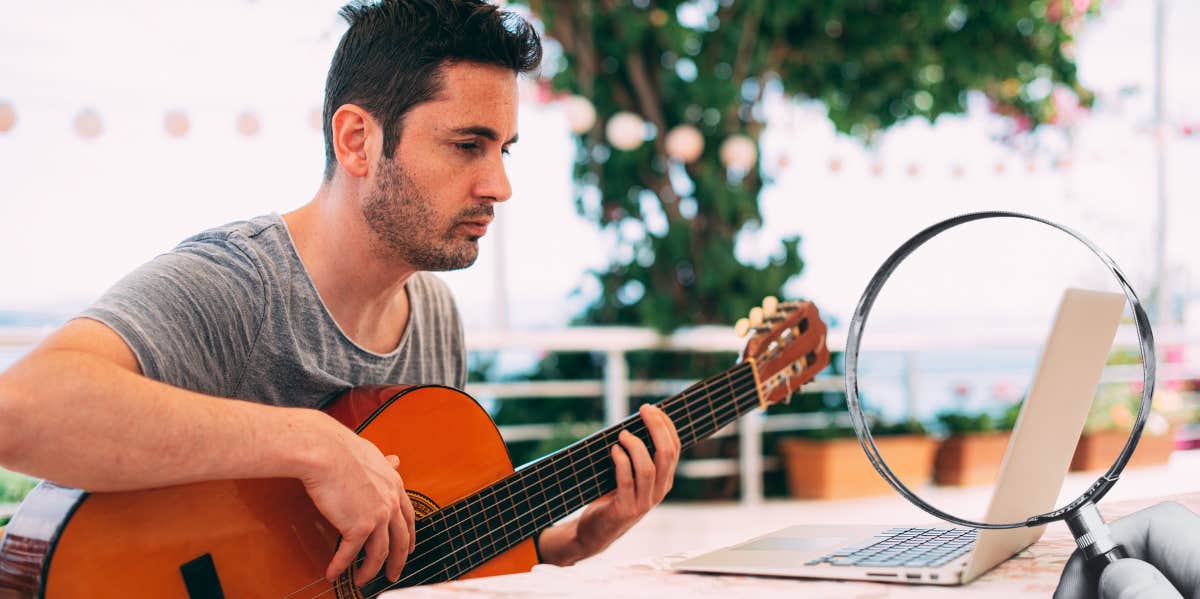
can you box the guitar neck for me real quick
[394,362,760,586]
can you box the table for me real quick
[381,492,1200,598]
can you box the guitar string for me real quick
[370,371,768,594]
[300,345,823,599]
[280,375,752,599]
[336,368,775,597]
[298,346,826,599]
[279,365,753,599]
[294,365,774,599]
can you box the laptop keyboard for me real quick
[806,527,978,568]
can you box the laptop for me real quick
[673,288,1126,585]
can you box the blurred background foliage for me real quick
[526,0,1096,331]
[494,0,1100,499]
[487,0,1102,498]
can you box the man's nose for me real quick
[477,155,512,203]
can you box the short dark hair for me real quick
[322,0,542,180]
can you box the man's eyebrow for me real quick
[451,126,519,145]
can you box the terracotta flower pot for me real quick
[779,435,937,500]
[933,432,1012,487]
[1070,427,1177,471]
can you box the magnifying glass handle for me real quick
[1065,501,1129,583]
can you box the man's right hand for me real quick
[297,410,416,587]
[1054,502,1200,599]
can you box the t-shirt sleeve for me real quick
[79,237,266,397]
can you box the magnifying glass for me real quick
[844,211,1155,583]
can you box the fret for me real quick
[547,456,572,522]
[672,392,700,447]
[482,493,504,558]
[499,477,523,549]
[487,492,504,545]
[720,370,743,430]
[465,498,486,568]
[477,502,503,563]
[443,505,463,576]
[583,435,606,502]
[495,480,515,524]
[424,514,452,582]
[510,478,534,540]
[554,453,583,516]
[700,376,721,440]
[531,460,556,530]
[588,434,606,502]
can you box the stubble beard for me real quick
[361,157,487,272]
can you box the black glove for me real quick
[1054,502,1200,599]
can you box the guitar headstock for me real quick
[735,296,830,408]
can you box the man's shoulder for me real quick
[182,214,285,248]
[170,214,290,268]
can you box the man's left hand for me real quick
[536,404,681,565]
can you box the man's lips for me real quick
[457,219,491,237]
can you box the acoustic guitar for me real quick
[0,298,828,598]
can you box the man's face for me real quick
[361,61,518,271]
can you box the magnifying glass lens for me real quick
[847,214,1153,529]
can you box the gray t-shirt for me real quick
[81,213,466,409]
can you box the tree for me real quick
[525,0,1095,332]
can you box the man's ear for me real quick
[330,104,379,179]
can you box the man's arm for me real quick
[0,318,415,586]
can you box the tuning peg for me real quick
[778,300,805,312]
[762,296,779,317]
[734,318,751,337]
[748,307,764,327]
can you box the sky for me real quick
[0,0,1197,346]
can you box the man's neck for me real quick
[283,188,415,354]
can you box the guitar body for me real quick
[0,385,536,598]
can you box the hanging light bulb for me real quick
[562,95,597,134]
[236,111,261,137]
[0,102,15,133]
[164,110,190,139]
[665,124,704,162]
[719,134,757,171]
[73,108,103,140]
[606,111,646,151]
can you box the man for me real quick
[0,0,680,589]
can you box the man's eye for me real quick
[501,147,512,157]
[456,142,480,152]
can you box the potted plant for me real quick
[777,391,936,500]
[1070,382,1189,471]
[932,403,1021,487]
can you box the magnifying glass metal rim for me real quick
[844,210,1157,530]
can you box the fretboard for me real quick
[374,361,760,590]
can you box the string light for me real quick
[73,108,103,140]
[164,110,190,139]
[606,111,646,151]
[235,111,261,137]
[0,102,15,133]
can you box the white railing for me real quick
[2,325,1198,505]
[465,324,1199,504]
